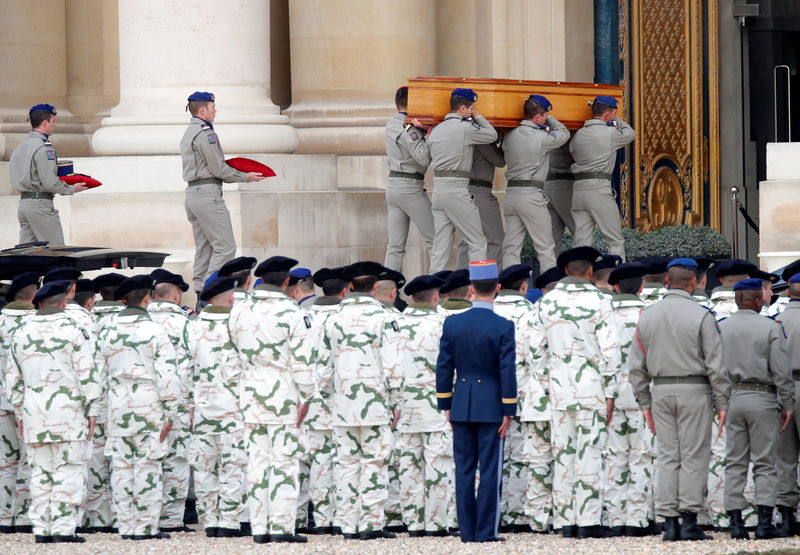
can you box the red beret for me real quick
[59,173,102,189]
[225,157,276,177]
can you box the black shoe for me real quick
[679,512,712,541]
[216,527,242,537]
[132,532,170,540]
[778,505,800,536]
[644,521,661,536]
[408,530,427,537]
[13,525,32,534]
[52,535,86,543]
[562,525,577,538]
[577,525,609,539]
[75,526,94,534]
[121,535,134,539]
[359,529,396,540]
[480,536,506,542]
[663,517,680,542]
[728,509,749,540]
[342,532,359,540]
[330,526,343,536]
[205,527,219,538]
[271,534,308,543]
[609,525,626,537]
[161,525,194,533]
[239,522,252,536]
[0,525,14,533]
[93,526,115,533]
[505,523,532,533]
[252,534,270,544]
[531,528,549,534]
[295,526,310,534]
[183,498,199,525]
[111,527,120,534]
[756,505,787,539]
[384,524,407,533]
[34,535,52,543]
[312,526,333,535]
[625,526,649,537]
[425,530,451,537]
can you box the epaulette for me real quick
[44,140,53,146]
[200,124,210,130]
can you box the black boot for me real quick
[662,517,679,542]
[561,525,577,538]
[728,509,749,540]
[183,499,199,525]
[778,505,800,536]
[755,505,787,539]
[679,512,712,541]
[608,525,626,537]
[52,535,86,543]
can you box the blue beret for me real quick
[499,264,532,287]
[91,272,127,291]
[404,275,445,297]
[200,276,237,301]
[733,277,763,291]
[782,260,800,283]
[254,277,263,287]
[29,103,56,115]
[33,280,71,305]
[218,256,256,277]
[203,272,219,290]
[556,247,602,270]
[288,267,312,286]
[150,268,189,292]
[641,256,672,274]
[75,279,98,294]
[432,270,453,281]
[187,91,215,102]
[342,261,385,281]
[114,275,156,301]
[469,260,498,281]
[716,258,757,278]
[666,257,698,271]
[378,268,406,288]
[43,266,81,283]
[255,256,298,277]
[593,95,618,108]
[526,288,543,303]
[789,273,800,284]
[528,94,553,111]
[534,266,566,289]
[451,88,478,102]
[594,254,623,271]
[5,271,40,302]
[441,269,470,294]
[608,263,648,286]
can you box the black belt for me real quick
[389,171,424,181]
[547,172,574,181]
[188,178,222,187]
[652,375,709,385]
[434,170,470,179]
[20,192,54,200]
[732,382,777,394]
[507,179,544,189]
[469,179,493,188]
[574,172,612,181]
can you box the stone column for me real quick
[286,0,436,155]
[91,0,298,155]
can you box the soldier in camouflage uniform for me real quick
[529,247,620,538]
[592,254,621,296]
[387,275,453,536]
[637,257,670,307]
[97,275,182,540]
[437,270,472,317]
[0,272,39,534]
[228,256,314,544]
[604,263,657,536]
[317,261,401,540]
[7,280,101,543]
[217,256,257,306]
[185,277,245,538]
[147,269,194,532]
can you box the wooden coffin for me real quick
[406,77,624,130]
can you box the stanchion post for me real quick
[730,186,740,259]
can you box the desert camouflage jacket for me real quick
[148,300,193,410]
[0,302,36,411]
[611,293,645,411]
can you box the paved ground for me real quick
[2,529,800,554]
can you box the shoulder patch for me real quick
[304,315,311,329]
[46,150,55,160]
[207,133,217,144]
[391,320,400,332]
[471,121,481,130]
[409,131,419,141]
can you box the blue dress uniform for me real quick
[435,261,517,543]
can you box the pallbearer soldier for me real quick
[185,277,246,538]
[544,142,576,253]
[529,247,620,538]
[428,89,498,271]
[629,258,730,542]
[0,272,39,534]
[181,91,266,294]
[217,256,257,304]
[97,275,181,541]
[228,256,313,544]
[604,263,657,537]
[389,274,453,536]
[9,104,88,245]
[7,280,101,543]
[317,261,401,540]
[569,96,635,259]
[721,278,793,540]
[384,86,435,272]
[501,94,569,271]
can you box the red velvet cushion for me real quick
[59,173,102,189]
[225,157,276,177]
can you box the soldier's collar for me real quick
[4,301,35,310]
[408,301,435,311]
[441,299,472,309]
[36,306,64,315]
[32,130,49,140]
[378,299,394,309]
[712,285,734,293]
[642,282,666,289]
[201,305,231,314]
[497,289,524,298]
[612,293,642,302]
[560,276,593,286]
[255,283,285,294]
[313,296,341,306]
[67,298,79,305]
[120,306,149,316]
[194,116,214,130]
[664,288,693,298]
[95,300,124,307]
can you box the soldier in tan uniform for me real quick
[569,96,635,259]
[544,142,576,253]
[8,104,88,245]
[427,88,498,271]
[180,91,266,293]
[629,258,731,542]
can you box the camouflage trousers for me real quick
[521,420,553,531]
[245,423,302,536]
[160,411,191,527]
[79,422,113,528]
[307,429,335,527]
[190,429,246,530]
[108,434,165,537]
[397,430,454,532]
[551,409,607,528]
[0,410,30,527]
[296,453,310,529]
[706,418,758,528]
[386,429,403,528]
[332,425,391,534]
[603,408,655,528]
[501,418,527,526]
[27,440,86,537]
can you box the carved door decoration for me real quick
[618,0,720,231]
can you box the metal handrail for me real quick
[774,65,791,142]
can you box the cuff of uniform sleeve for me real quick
[714,397,728,411]
[437,394,452,411]
[502,403,517,417]
[782,396,795,411]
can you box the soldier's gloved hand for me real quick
[716,410,727,437]
[780,410,794,433]
[498,415,512,439]
[88,416,96,440]
[296,403,309,427]
[160,420,173,442]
